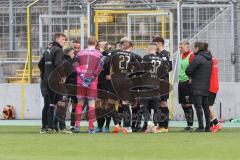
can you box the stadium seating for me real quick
[6,56,40,83]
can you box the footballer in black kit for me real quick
[153,36,172,132]
[111,50,142,100]
[140,42,169,132]
[110,38,142,133]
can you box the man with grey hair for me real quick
[178,40,195,131]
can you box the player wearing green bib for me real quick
[178,40,195,132]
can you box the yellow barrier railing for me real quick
[94,10,167,42]
[27,0,39,84]
[20,0,39,119]
[20,54,28,119]
[169,12,174,119]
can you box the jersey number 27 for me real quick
[119,55,130,70]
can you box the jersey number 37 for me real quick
[150,60,161,74]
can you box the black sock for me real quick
[159,107,169,129]
[142,122,147,130]
[188,107,194,126]
[97,117,105,128]
[131,108,137,128]
[158,107,165,128]
[47,106,55,129]
[122,104,131,128]
[164,107,169,129]
[70,108,76,127]
[182,107,189,125]
[183,106,194,127]
[212,118,219,125]
[210,121,214,127]
[118,107,123,126]
[105,115,111,128]
[111,108,120,126]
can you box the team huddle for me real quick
[38,32,221,134]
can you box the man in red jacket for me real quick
[203,43,221,133]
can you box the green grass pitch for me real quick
[0,126,240,160]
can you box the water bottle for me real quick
[231,118,240,123]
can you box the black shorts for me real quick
[159,94,169,102]
[142,98,159,109]
[178,81,193,104]
[111,74,132,101]
[208,92,217,106]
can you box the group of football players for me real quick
[39,32,221,134]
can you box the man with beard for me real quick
[69,40,80,131]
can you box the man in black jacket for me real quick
[186,42,213,132]
[38,42,52,133]
[110,37,142,133]
[55,47,76,133]
[38,32,66,133]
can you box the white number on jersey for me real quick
[150,59,161,74]
[119,55,130,70]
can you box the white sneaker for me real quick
[145,121,157,133]
[59,129,73,134]
[151,126,157,133]
[125,127,132,133]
